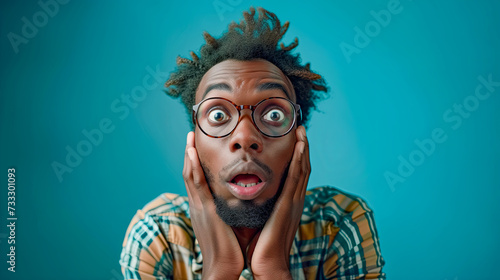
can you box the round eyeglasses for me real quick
[192,97,301,138]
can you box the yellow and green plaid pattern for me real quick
[120,186,385,279]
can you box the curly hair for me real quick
[164,7,328,129]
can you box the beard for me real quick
[200,159,289,229]
[212,192,279,229]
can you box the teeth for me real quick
[235,182,257,188]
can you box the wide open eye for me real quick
[208,109,230,124]
[262,108,286,124]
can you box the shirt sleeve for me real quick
[322,196,386,279]
[119,209,174,280]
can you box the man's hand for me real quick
[183,132,244,280]
[249,126,311,279]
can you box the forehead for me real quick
[195,59,295,103]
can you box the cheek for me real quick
[265,133,297,173]
[194,131,227,174]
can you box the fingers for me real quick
[183,132,196,201]
[183,132,211,204]
[297,126,311,200]
[281,126,311,201]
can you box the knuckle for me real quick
[192,176,204,188]
[192,178,201,187]
[304,165,311,174]
[182,170,190,181]
[289,172,301,183]
[295,153,304,165]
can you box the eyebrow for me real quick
[202,83,232,100]
[201,82,290,100]
[257,82,290,99]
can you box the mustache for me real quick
[219,157,272,179]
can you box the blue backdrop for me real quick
[1,1,499,279]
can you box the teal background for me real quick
[1,0,499,279]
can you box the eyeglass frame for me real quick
[192,96,302,138]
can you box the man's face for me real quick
[194,59,297,228]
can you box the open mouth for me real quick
[230,174,262,188]
[224,163,270,200]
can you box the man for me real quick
[120,7,385,279]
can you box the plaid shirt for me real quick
[119,186,385,279]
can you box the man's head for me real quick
[165,8,328,228]
[165,7,327,128]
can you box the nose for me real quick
[229,113,263,153]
